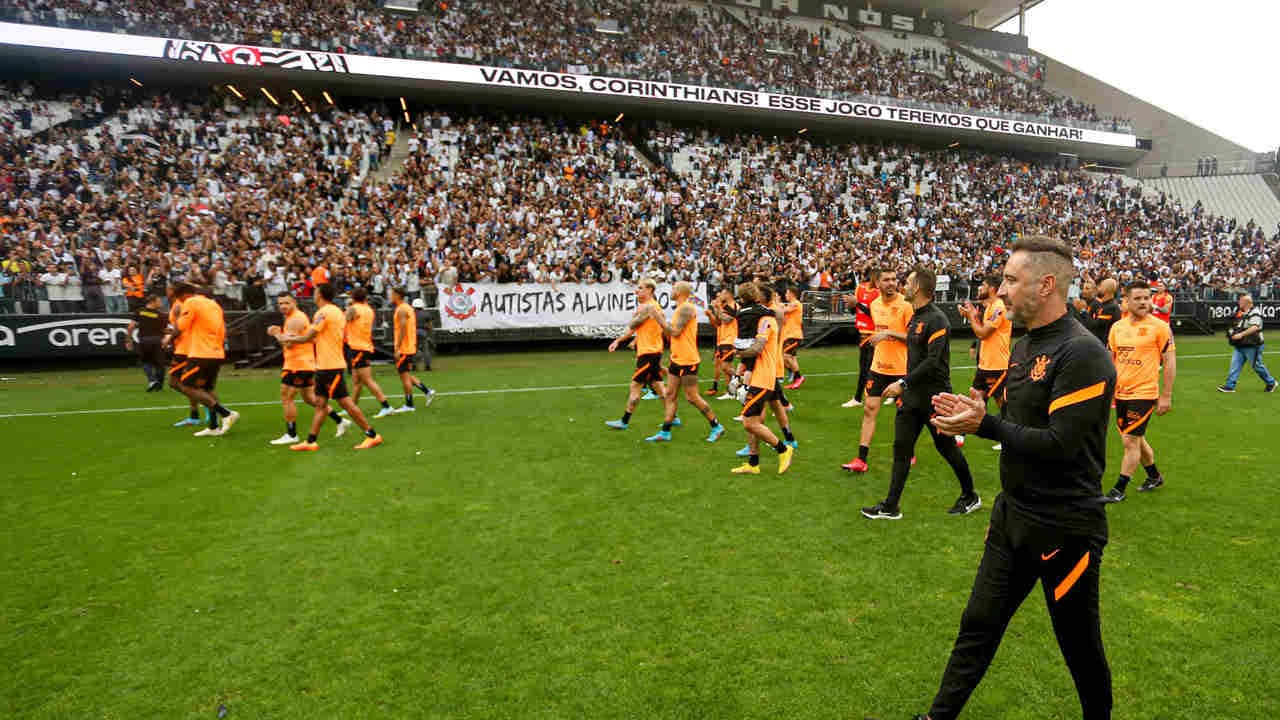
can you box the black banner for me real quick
[1200,301,1280,325]
[708,0,1029,53]
[0,315,137,359]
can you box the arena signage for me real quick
[438,282,709,332]
[1203,301,1280,323]
[0,23,1133,148]
[0,316,135,359]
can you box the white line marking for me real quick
[0,351,1249,420]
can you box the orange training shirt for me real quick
[313,303,346,370]
[394,303,417,355]
[1108,314,1173,400]
[750,316,782,390]
[715,302,738,346]
[978,298,1012,371]
[178,296,225,360]
[282,308,316,372]
[782,301,803,340]
[634,299,664,356]
[670,300,699,366]
[346,302,375,352]
[870,294,913,375]
[169,303,193,356]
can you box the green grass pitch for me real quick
[2,336,1277,719]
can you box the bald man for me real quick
[1076,277,1120,346]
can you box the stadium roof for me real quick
[895,0,1046,30]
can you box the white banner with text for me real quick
[437,282,709,332]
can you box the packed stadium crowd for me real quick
[0,85,1275,315]
[0,0,1129,130]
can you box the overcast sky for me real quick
[996,0,1280,153]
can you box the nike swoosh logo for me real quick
[1041,548,1060,561]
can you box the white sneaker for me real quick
[221,410,240,433]
[269,433,298,445]
[992,443,1003,451]
[716,393,735,400]
[193,427,223,437]
[335,419,353,438]
[955,435,966,447]
[732,415,744,422]
[424,389,436,407]
[394,405,416,414]
[374,406,395,418]
[841,397,862,408]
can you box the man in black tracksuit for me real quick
[861,267,979,520]
[1076,277,1120,345]
[919,236,1117,720]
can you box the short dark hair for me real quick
[277,291,295,299]
[1011,234,1073,262]
[863,267,879,282]
[351,287,368,302]
[984,274,1003,289]
[759,284,775,303]
[1010,234,1073,300]
[911,266,937,297]
[171,281,197,297]
[391,287,407,300]
[1126,280,1150,294]
[316,283,336,302]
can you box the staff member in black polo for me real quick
[860,266,979,520]
[126,293,169,392]
[914,236,1117,720]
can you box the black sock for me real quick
[381,399,391,409]
[365,427,376,438]
[188,407,199,420]
[207,412,219,430]
[212,404,231,418]
[858,445,869,461]
[662,422,673,432]
[622,411,632,424]
[414,382,430,395]
[1144,463,1160,479]
[774,441,788,454]
[710,382,718,391]
[287,421,297,436]
[782,426,795,442]
[748,454,760,467]
[307,433,318,443]
[708,416,719,428]
[1115,474,1132,492]
[778,389,790,406]
[405,394,415,408]
[794,372,803,381]
[330,411,343,424]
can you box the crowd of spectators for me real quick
[0,0,1129,130]
[1,82,1276,316]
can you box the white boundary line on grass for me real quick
[0,351,1255,420]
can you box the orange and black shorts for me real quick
[345,345,372,371]
[395,353,415,374]
[782,337,801,356]
[715,344,735,362]
[741,386,774,418]
[1115,399,1156,436]
[281,370,315,388]
[668,362,699,378]
[316,369,350,401]
[633,353,662,385]
[168,354,188,376]
[865,371,904,399]
[180,358,221,391]
[971,368,1008,398]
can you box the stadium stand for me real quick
[0,0,1128,130]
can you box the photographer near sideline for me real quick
[1218,294,1276,393]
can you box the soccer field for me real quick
[2,335,1277,719]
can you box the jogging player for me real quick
[163,284,204,427]
[958,274,1013,449]
[172,283,240,437]
[606,278,665,430]
[922,235,1117,720]
[706,288,738,399]
[126,293,167,392]
[647,281,726,443]
[842,268,879,407]
[391,287,435,412]
[276,284,383,451]
[346,287,394,417]
[730,300,796,475]
[842,268,912,473]
[781,285,805,389]
[1103,281,1175,502]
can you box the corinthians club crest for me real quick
[442,284,477,321]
